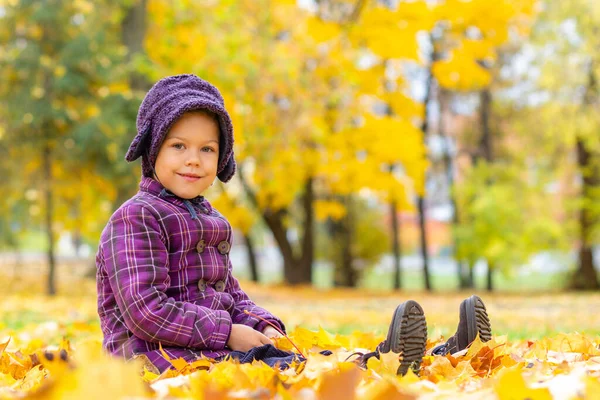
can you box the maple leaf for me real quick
[158,342,191,374]
[366,351,401,377]
[316,327,342,349]
[584,375,600,398]
[0,350,33,380]
[0,338,10,355]
[317,362,361,400]
[426,355,476,383]
[494,368,552,400]
[359,379,418,400]
[12,365,45,392]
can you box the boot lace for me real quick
[344,341,386,368]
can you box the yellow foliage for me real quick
[314,200,346,221]
[350,6,421,60]
[317,362,361,400]
[3,282,600,398]
[384,92,424,120]
[367,350,401,377]
[430,0,536,93]
[525,333,600,359]
[356,63,386,96]
[306,16,341,44]
[585,375,600,399]
[434,0,533,46]
[395,0,436,32]
[210,192,256,235]
[143,0,431,212]
[433,51,492,91]
[494,368,552,400]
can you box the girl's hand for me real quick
[227,324,272,352]
[262,326,283,339]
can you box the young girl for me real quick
[96,74,492,375]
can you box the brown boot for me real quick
[432,295,492,356]
[354,300,428,375]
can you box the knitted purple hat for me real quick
[125,74,236,182]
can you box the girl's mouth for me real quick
[178,173,201,182]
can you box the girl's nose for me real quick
[185,154,201,167]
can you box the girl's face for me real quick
[154,111,220,199]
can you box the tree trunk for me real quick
[121,0,149,92]
[417,197,431,290]
[417,35,436,292]
[43,142,57,296]
[467,262,474,288]
[438,87,471,289]
[333,196,357,287]
[348,0,367,22]
[115,0,150,210]
[572,62,599,290]
[238,167,312,285]
[243,233,259,282]
[479,88,494,292]
[298,177,314,284]
[479,90,493,162]
[390,199,402,290]
[486,261,494,292]
[572,137,599,289]
[263,210,299,283]
[344,197,356,287]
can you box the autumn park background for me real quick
[1,0,600,398]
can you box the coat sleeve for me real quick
[103,203,232,350]
[225,258,286,334]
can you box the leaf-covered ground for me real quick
[1,275,600,399]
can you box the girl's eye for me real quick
[173,143,185,150]
[202,147,216,152]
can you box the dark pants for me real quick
[226,344,332,369]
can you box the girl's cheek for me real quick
[202,152,219,162]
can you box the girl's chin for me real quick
[165,186,202,199]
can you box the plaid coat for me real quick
[96,177,284,372]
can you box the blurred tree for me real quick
[211,185,260,282]
[121,0,150,93]
[0,0,131,294]
[145,0,428,286]
[527,0,600,289]
[302,1,428,287]
[145,0,319,284]
[454,162,564,283]
[0,123,25,266]
[348,0,430,289]
[112,0,152,208]
[316,197,389,287]
[343,0,535,291]
[430,0,536,290]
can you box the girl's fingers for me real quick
[262,336,273,345]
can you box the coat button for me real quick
[198,279,207,292]
[217,241,230,255]
[196,239,206,254]
[214,280,225,292]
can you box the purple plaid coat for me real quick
[96,177,284,372]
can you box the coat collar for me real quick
[139,176,213,213]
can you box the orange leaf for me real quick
[158,342,188,373]
[0,337,10,355]
[317,362,361,400]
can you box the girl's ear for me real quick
[125,123,152,162]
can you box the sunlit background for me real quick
[1,1,600,398]
[0,0,598,296]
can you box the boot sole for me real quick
[381,300,427,376]
[465,295,492,343]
